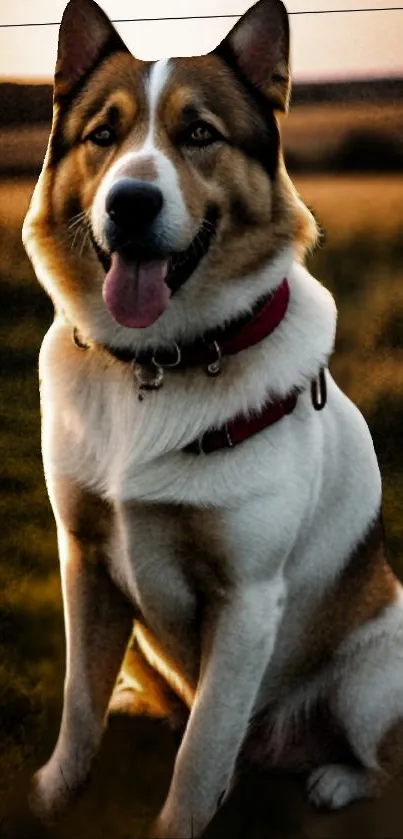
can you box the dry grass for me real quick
[0,177,35,227]
[295,174,403,240]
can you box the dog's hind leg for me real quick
[307,595,403,810]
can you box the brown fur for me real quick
[50,473,115,557]
[120,155,158,182]
[111,501,234,715]
[378,719,403,780]
[287,516,398,683]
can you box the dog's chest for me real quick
[109,501,244,682]
[42,324,271,507]
[42,345,191,500]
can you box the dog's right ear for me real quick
[55,0,128,98]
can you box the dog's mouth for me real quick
[166,205,219,295]
[92,206,219,330]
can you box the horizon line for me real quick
[1,71,403,86]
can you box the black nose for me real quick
[106,178,163,230]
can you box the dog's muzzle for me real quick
[92,178,220,296]
[90,177,220,329]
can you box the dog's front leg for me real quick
[154,577,285,839]
[30,523,133,819]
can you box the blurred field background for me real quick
[0,79,403,838]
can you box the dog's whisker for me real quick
[67,212,92,254]
[78,228,91,257]
[68,214,86,228]
[71,226,84,252]
[68,211,88,233]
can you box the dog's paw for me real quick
[307,764,376,810]
[29,761,83,821]
[151,816,189,839]
[152,803,206,839]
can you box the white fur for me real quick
[91,57,192,256]
[146,58,172,141]
[307,765,376,809]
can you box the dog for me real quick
[22,0,403,836]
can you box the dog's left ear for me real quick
[215,0,290,112]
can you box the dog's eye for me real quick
[87,125,116,147]
[183,122,222,148]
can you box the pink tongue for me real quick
[103,253,170,328]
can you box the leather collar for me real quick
[73,277,290,379]
[71,277,327,454]
[186,369,327,455]
[185,392,299,455]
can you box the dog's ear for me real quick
[215,0,290,112]
[55,0,128,98]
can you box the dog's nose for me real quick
[106,178,163,229]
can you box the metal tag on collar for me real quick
[133,361,164,401]
[207,341,222,376]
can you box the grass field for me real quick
[0,173,402,837]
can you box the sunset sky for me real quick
[0,0,402,82]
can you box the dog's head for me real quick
[23,0,317,347]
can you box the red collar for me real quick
[185,369,327,456]
[143,276,290,375]
[214,276,290,360]
[185,392,299,454]
[73,278,327,454]
[81,276,291,376]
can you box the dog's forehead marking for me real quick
[144,57,173,148]
[90,56,191,254]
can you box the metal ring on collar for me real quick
[152,343,182,369]
[207,341,222,376]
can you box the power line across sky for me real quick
[0,3,402,81]
[0,6,402,28]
